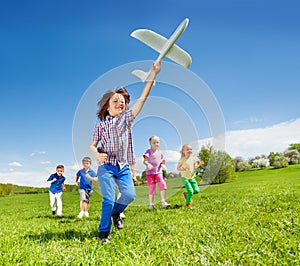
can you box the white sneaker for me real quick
[120,212,126,219]
[84,211,89,217]
[162,202,171,208]
[77,211,84,218]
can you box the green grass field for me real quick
[0,165,299,265]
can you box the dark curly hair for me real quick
[96,87,130,120]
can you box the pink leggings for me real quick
[146,173,167,195]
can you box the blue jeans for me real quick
[97,164,136,233]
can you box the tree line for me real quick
[1,143,299,196]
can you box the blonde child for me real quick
[143,136,170,210]
[177,144,204,208]
[89,61,162,243]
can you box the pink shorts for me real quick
[146,173,167,195]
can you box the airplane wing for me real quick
[130,29,166,53]
[165,43,192,68]
[131,29,192,68]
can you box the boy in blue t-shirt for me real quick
[75,157,97,218]
[47,165,66,218]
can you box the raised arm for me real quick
[132,61,162,117]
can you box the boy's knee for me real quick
[127,192,136,203]
[119,192,135,205]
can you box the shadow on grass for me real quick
[33,214,99,222]
[25,229,99,242]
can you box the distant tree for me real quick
[168,172,180,178]
[212,151,236,184]
[284,149,300,165]
[162,169,167,179]
[198,144,213,166]
[236,161,252,172]
[252,158,270,169]
[268,152,282,166]
[235,156,244,163]
[288,143,300,153]
[234,156,252,172]
[0,183,13,197]
[141,171,147,184]
[199,146,236,184]
[234,156,244,164]
[273,155,289,169]
[248,156,261,166]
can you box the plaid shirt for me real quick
[92,109,136,165]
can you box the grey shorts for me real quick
[79,189,93,203]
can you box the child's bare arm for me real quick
[194,160,204,169]
[47,178,57,184]
[143,157,153,170]
[89,141,108,164]
[130,164,137,182]
[75,176,79,186]
[85,173,98,182]
[132,61,162,117]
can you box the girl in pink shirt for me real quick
[143,136,170,210]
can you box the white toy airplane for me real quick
[130,18,192,82]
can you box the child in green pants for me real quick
[177,144,204,208]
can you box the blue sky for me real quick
[0,0,299,186]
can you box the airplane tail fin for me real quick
[131,69,149,82]
[131,69,156,84]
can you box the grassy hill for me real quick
[0,165,299,265]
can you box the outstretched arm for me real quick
[132,61,162,117]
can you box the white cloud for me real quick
[196,118,300,160]
[40,161,51,165]
[0,163,82,187]
[0,170,49,187]
[161,150,181,163]
[8,161,23,167]
[30,151,46,157]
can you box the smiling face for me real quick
[107,93,126,117]
[182,144,193,158]
[56,168,64,177]
[150,136,160,151]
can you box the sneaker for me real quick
[98,232,111,244]
[119,212,126,219]
[149,205,155,210]
[112,213,124,229]
[84,212,89,218]
[162,202,171,208]
[186,204,192,208]
[183,192,187,200]
[77,211,84,218]
[52,210,56,215]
